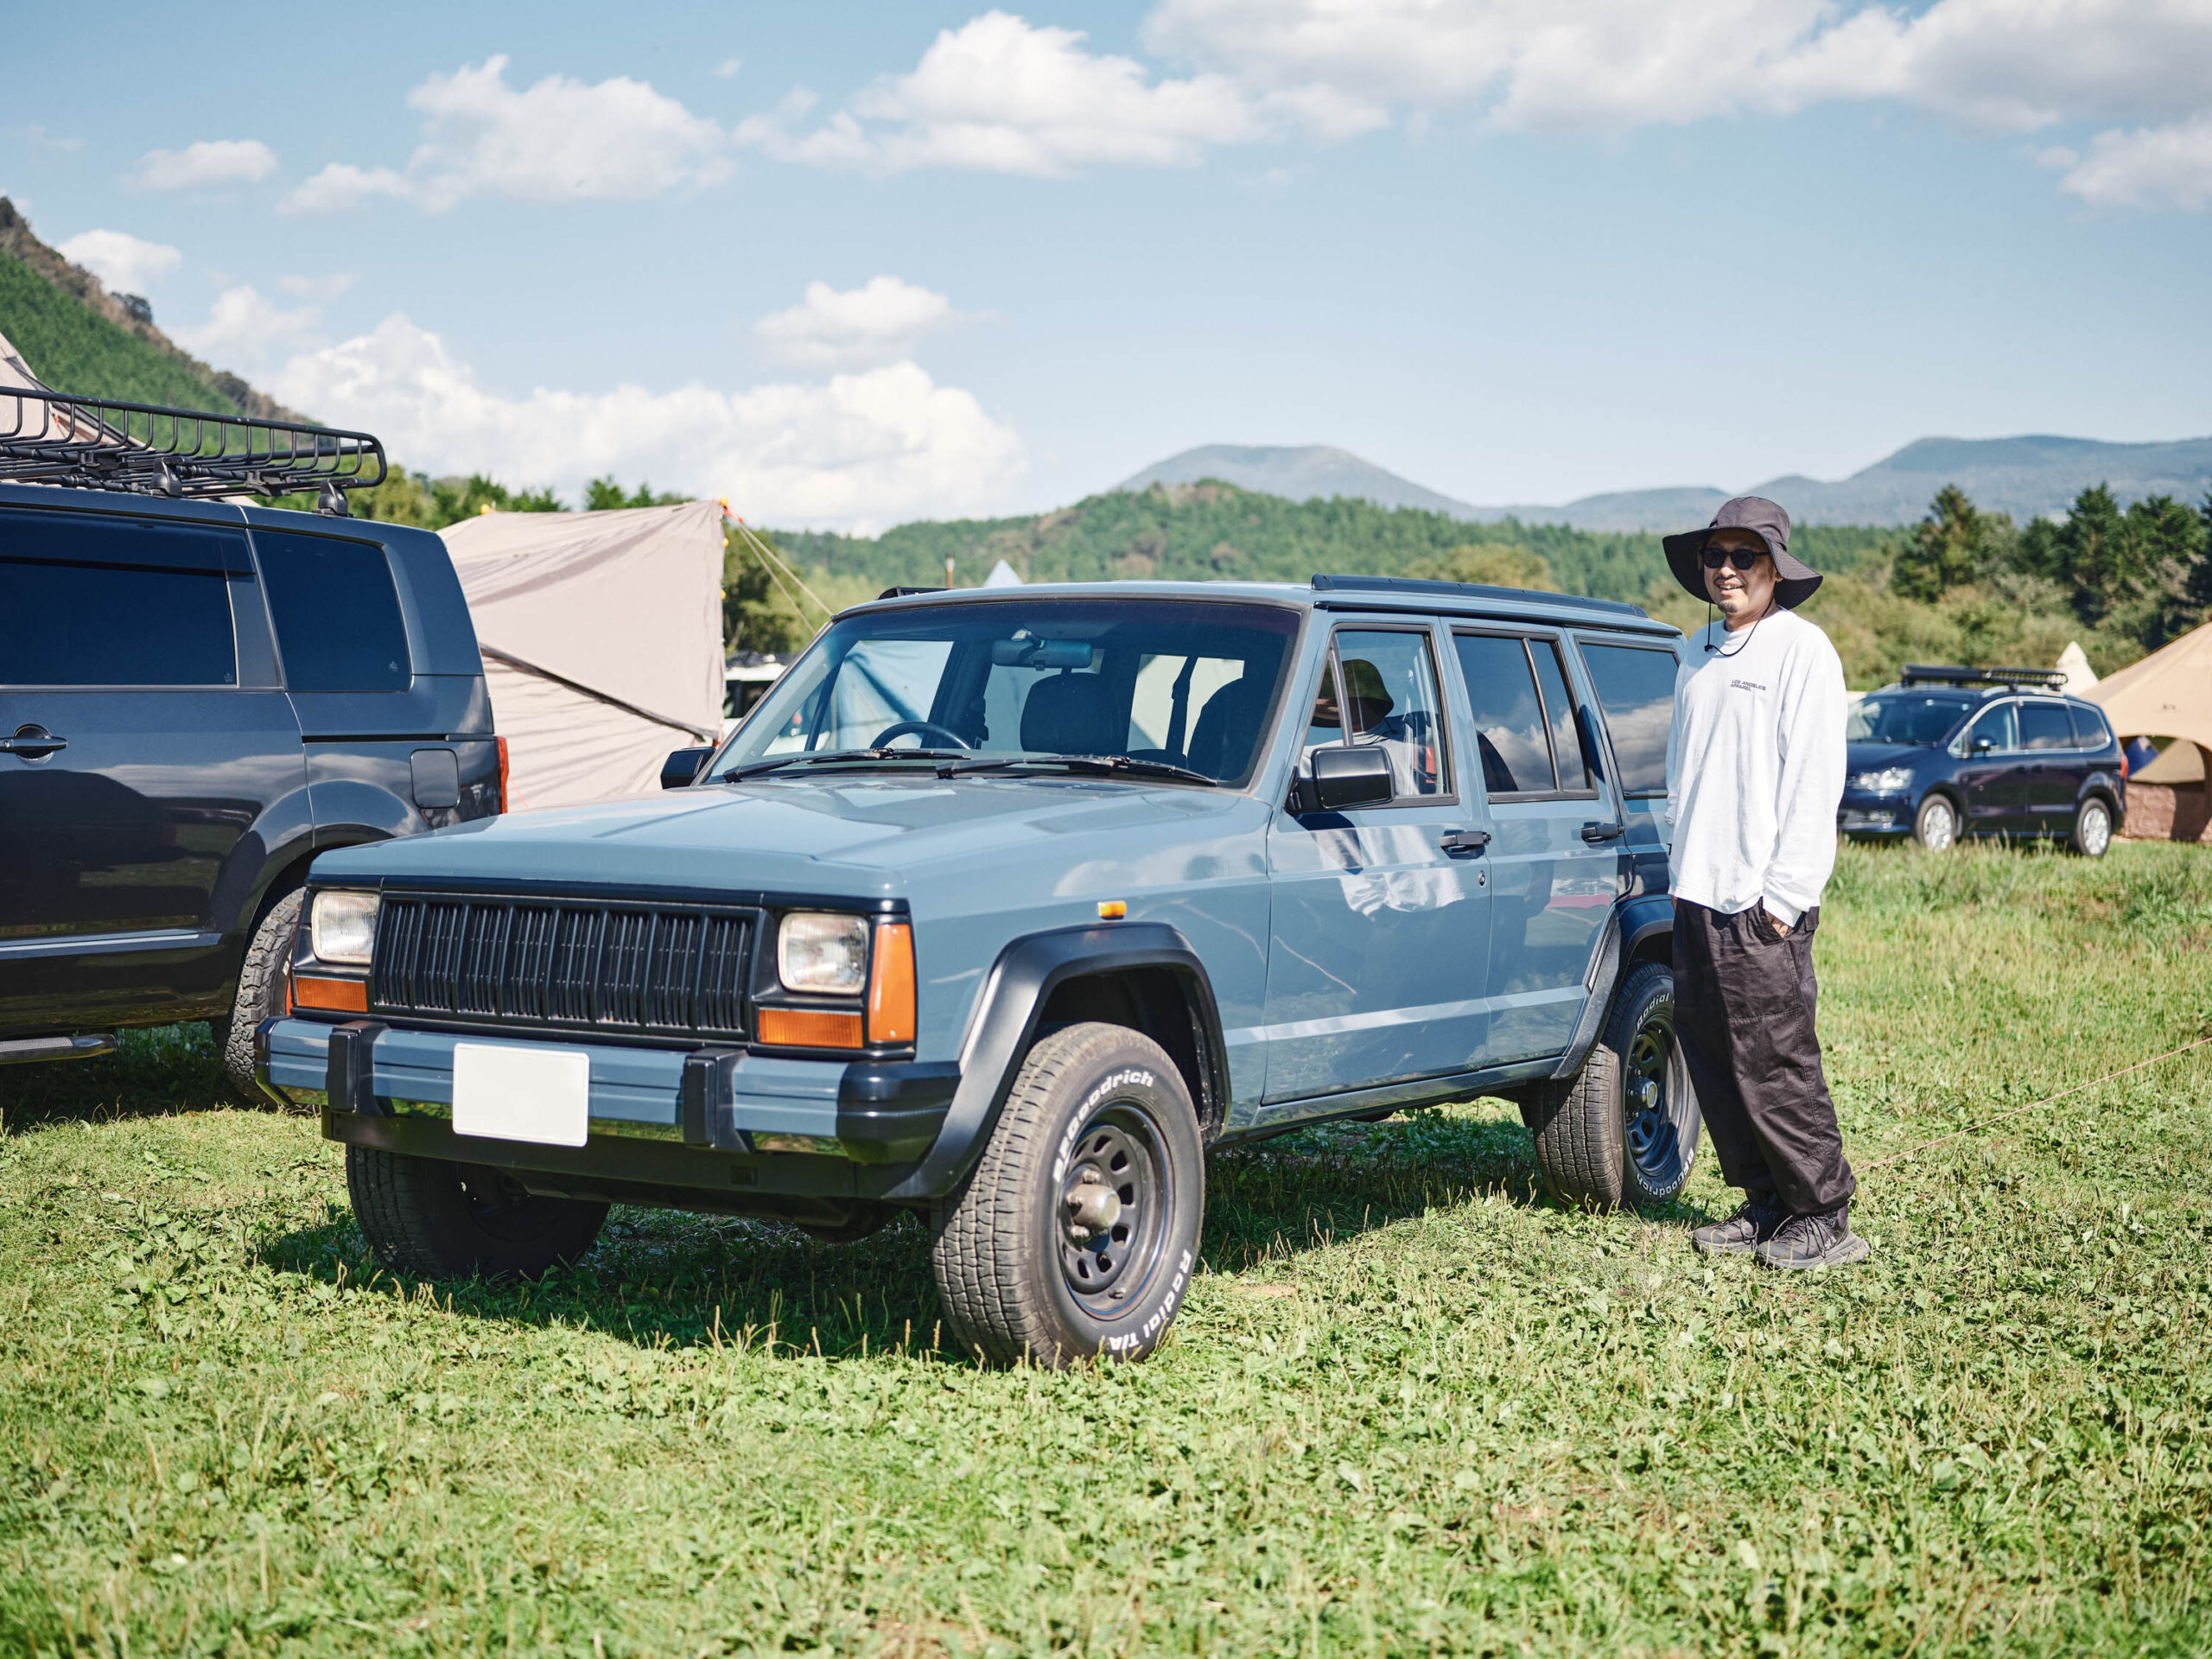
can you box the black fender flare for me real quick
[1548,893,1675,1082]
[881,922,1227,1203]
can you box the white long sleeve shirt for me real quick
[1664,607,1847,926]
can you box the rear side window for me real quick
[1527,638,1594,792]
[256,530,410,692]
[2069,704,2112,748]
[1580,642,1676,795]
[1452,632,1554,795]
[0,507,240,685]
[2019,702,2074,751]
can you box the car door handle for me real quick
[1580,820,1625,842]
[1440,830,1490,856]
[2,728,67,758]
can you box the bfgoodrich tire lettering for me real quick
[1522,962,1700,1209]
[346,1147,608,1281]
[931,1021,1204,1367]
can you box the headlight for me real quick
[778,912,869,995]
[1850,766,1914,794]
[310,891,380,965]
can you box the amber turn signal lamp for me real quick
[868,921,916,1044]
[293,975,368,1014]
[756,1007,864,1049]
[495,735,512,814]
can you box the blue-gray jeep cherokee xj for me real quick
[258,575,1696,1365]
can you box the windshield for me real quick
[1847,691,1975,747]
[709,598,1301,786]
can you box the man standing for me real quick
[1662,497,1864,1269]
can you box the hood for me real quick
[310,772,1247,899]
[1845,741,1940,772]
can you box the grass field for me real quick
[4,841,2210,1656]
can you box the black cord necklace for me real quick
[1704,597,1777,658]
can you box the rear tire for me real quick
[1522,962,1700,1209]
[215,887,302,1108]
[346,1147,607,1281]
[2069,796,2113,858]
[1913,794,1958,851]
[931,1022,1204,1367]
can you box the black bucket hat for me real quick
[1662,495,1821,609]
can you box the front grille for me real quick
[370,893,753,1041]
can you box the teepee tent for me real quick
[2086,620,2212,842]
[440,501,727,811]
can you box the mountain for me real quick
[0,196,305,420]
[1116,436,2212,531]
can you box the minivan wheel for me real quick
[1522,962,1700,1209]
[931,1022,1204,1367]
[1913,794,1959,851]
[214,887,303,1107]
[346,1146,608,1281]
[2069,797,2113,858]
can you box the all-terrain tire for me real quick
[1913,793,1959,851]
[930,1022,1204,1367]
[1521,962,1700,1209]
[2068,795,2113,858]
[346,1146,608,1281]
[213,887,303,1108]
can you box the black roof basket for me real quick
[0,385,385,514]
[1310,572,1647,618]
[1899,664,2068,692]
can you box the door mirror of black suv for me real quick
[1309,745,1395,810]
[662,747,711,790]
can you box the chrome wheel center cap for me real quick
[1634,1078,1660,1111]
[1065,1173,1122,1240]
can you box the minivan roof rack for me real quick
[1899,664,2068,692]
[0,385,385,513]
[876,585,947,600]
[1310,572,1647,618]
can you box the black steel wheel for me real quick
[1523,961,1700,1208]
[931,1022,1203,1367]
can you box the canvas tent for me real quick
[441,501,727,811]
[2086,620,2212,842]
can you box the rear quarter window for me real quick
[255,530,411,693]
[2069,704,2113,748]
[1578,641,1677,795]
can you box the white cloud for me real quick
[2047,111,2212,209]
[173,286,323,372]
[755,276,956,369]
[715,57,744,79]
[740,10,1319,175]
[282,56,731,213]
[269,315,1024,530]
[55,229,181,296]
[130,138,278,190]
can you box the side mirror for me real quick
[1310,745,1395,811]
[1971,735,1997,755]
[661,747,711,790]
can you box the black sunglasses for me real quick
[1700,547,1768,571]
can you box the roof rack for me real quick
[1899,664,2068,692]
[876,585,947,601]
[1310,572,1647,618]
[0,385,385,513]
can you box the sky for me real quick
[4,0,2209,531]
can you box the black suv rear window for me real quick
[1579,642,1676,795]
[2019,702,2074,751]
[2069,704,2112,748]
[255,531,410,692]
[0,508,240,686]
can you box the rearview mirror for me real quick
[661,747,710,789]
[1309,745,1395,810]
[989,637,1096,670]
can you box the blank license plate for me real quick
[451,1043,589,1147]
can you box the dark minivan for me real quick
[0,391,499,1091]
[1839,664,2125,855]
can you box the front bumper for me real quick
[257,1016,956,1167]
[1837,800,1912,836]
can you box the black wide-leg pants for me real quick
[1673,899,1856,1215]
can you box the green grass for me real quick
[0,253,244,415]
[4,842,2211,1656]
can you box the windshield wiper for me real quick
[937,752,1219,786]
[723,747,968,780]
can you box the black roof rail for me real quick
[1310,572,1647,618]
[0,385,385,513]
[875,585,947,600]
[1899,663,2068,692]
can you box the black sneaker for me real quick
[1692,1199,1787,1256]
[1754,1205,1870,1270]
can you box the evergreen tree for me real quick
[1891,484,2000,601]
[2053,483,2130,624]
[2127,493,2209,645]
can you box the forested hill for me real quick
[767,480,1893,608]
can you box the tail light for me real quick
[495,735,511,813]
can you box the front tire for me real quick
[215,887,302,1107]
[346,1147,608,1281]
[1522,962,1700,1209]
[1913,794,1959,851]
[2069,796,2113,858]
[931,1022,1204,1367]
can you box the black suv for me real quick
[1840,664,2125,855]
[0,389,499,1091]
